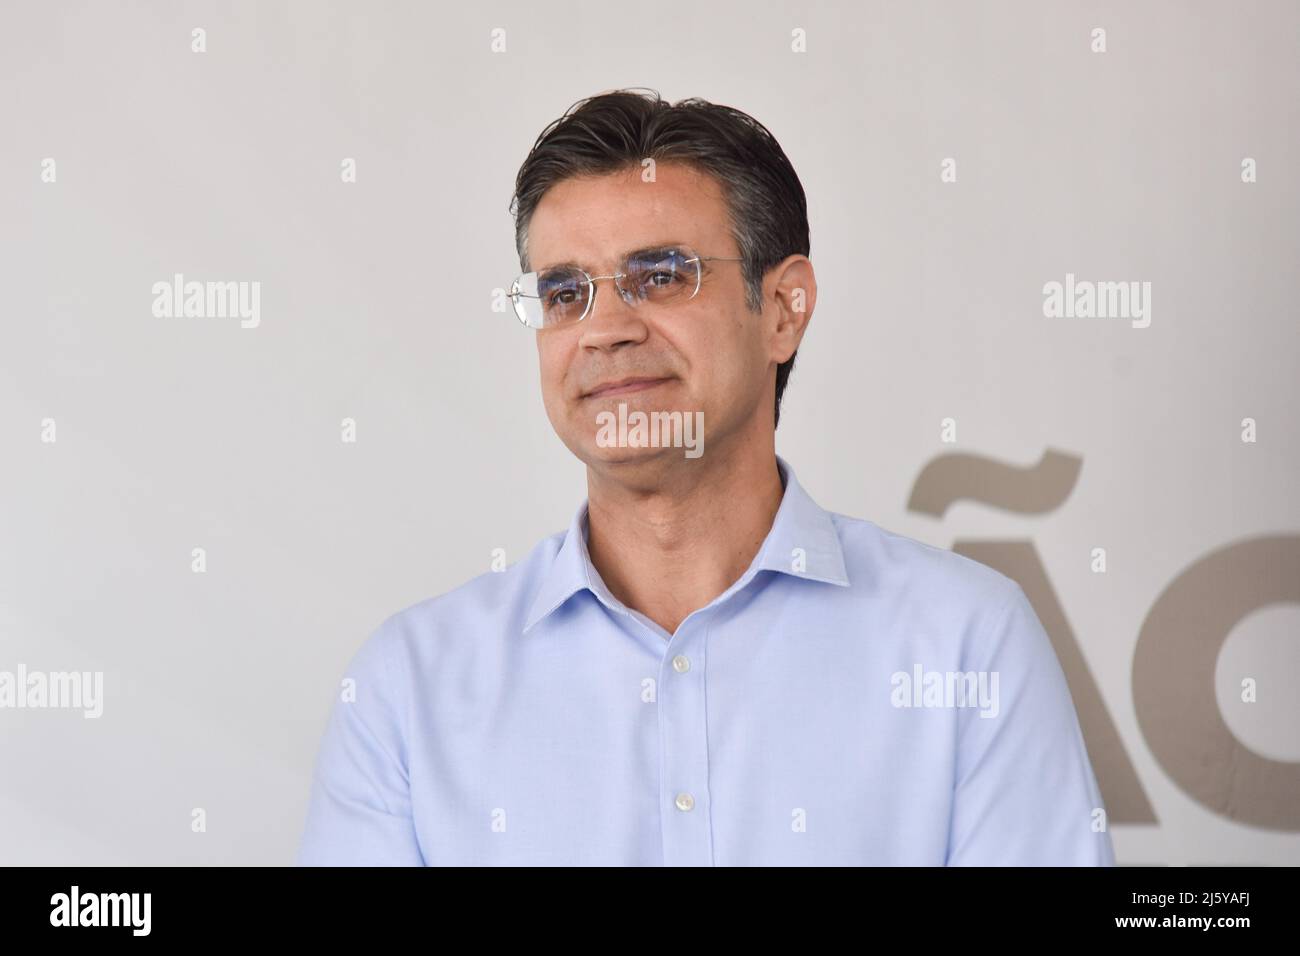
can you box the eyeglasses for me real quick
[508,245,743,330]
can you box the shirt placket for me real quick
[655,612,715,867]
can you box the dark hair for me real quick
[509,88,809,429]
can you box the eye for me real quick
[538,270,586,307]
[631,249,691,291]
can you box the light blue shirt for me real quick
[296,456,1115,866]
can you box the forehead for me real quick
[526,161,733,272]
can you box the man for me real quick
[296,89,1115,866]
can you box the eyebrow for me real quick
[535,241,690,274]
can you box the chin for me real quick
[583,441,676,463]
[573,442,691,475]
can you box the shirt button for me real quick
[672,654,691,673]
[675,792,695,812]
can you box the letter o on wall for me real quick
[1133,534,1300,829]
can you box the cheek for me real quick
[660,332,721,409]
[704,309,765,388]
[536,339,575,417]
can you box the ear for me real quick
[765,255,816,363]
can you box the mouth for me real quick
[582,376,673,399]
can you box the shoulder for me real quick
[828,511,1023,623]
[827,513,1054,678]
[358,527,569,663]
[831,512,1020,596]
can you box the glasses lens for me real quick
[625,248,698,304]
[514,268,590,328]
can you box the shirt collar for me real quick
[522,455,850,634]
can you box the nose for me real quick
[578,276,648,351]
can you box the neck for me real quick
[584,432,785,637]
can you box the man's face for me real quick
[526,162,775,472]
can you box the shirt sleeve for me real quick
[945,582,1116,866]
[295,619,425,866]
